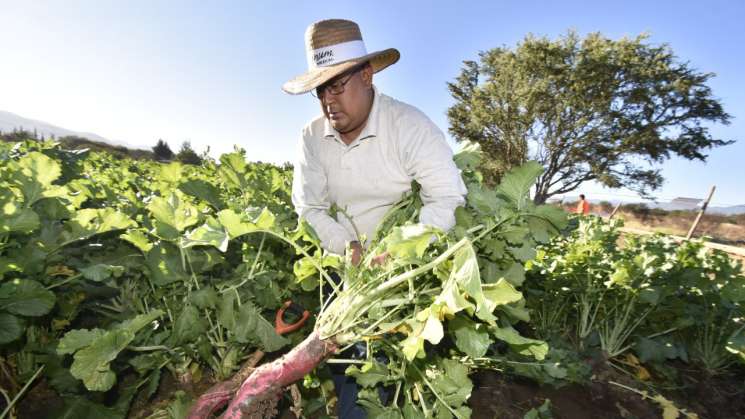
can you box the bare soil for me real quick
[12,364,745,419]
[469,367,745,419]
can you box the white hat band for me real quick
[308,40,368,70]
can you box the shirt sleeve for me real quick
[400,114,467,233]
[291,133,356,255]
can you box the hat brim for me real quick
[282,48,400,95]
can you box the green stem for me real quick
[414,383,430,417]
[370,196,414,243]
[367,237,470,299]
[336,206,362,243]
[355,292,414,338]
[608,380,645,396]
[47,229,129,256]
[221,234,267,295]
[392,360,405,408]
[0,365,44,419]
[645,327,678,339]
[46,274,82,290]
[0,389,10,412]
[319,216,517,339]
[411,363,465,419]
[253,229,337,289]
[128,345,177,354]
[0,360,18,393]
[325,359,367,365]
[162,296,174,324]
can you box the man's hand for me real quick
[348,241,389,267]
[370,251,390,267]
[348,241,363,266]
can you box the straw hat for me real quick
[282,19,400,95]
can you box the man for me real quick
[576,194,590,215]
[284,18,466,262]
[283,19,466,418]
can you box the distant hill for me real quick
[551,195,745,215]
[660,197,701,211]
[0,110,142,150]
[645,200,745,215]
[708,205,745,216]
[0,110,154,160]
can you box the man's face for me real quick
[317,64,373,136]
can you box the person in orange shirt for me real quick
[576,194,590,215]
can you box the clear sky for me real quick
[1,1,743,206]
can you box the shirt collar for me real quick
[323,85,381,145]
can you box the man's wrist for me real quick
[347,240,363,266]
[347,240,362,253]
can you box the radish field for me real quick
[1,139,743,419]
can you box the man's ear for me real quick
[362,64,374,87]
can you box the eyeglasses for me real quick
[311,66,363,99]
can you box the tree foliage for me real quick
[0,129,40,143]
[152,138,174,161]
[447,31,733,203]
[176,141,203,165]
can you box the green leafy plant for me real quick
[0,140,306,417]
[214,143,568,418]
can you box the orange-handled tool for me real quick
[275,300,310,335]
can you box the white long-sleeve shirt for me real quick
[292,86,467,255]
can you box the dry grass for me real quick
[619,213,745,245]
[560,202,745,247]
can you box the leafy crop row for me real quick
[1,139,742,419]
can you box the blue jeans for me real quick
[327,274,389,418]
[333,369,368,419]
[331,342,392,419]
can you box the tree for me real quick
[447,31,733,203]
[1,129,35,142]
[152,139,174,161]
[176,141,203,165]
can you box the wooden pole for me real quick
[608,202,622,219]
[686,186,716,240]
